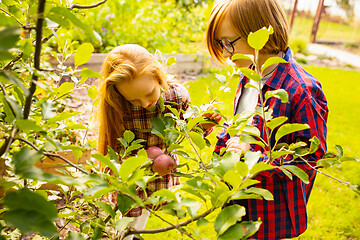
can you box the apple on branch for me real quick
[152,154,175,177]
[147,146,164,160]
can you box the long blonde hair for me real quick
[206,0,289,63]
[96,44,168,155]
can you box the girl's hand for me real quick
[226,136,250,154]
[201,106,222,131]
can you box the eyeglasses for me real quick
[215,36,242,53]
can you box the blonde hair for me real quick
[206,0,289,63]
[96,44,168,155]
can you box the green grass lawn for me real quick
[290,16,360,43]
[145,65,360,239]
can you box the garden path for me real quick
[308,43,360,69]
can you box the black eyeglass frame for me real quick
[215,36,242,53]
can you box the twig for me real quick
[126,208,214,236]
[0,53,23,72]
[0,82,7,96]
[297,154,352,187]
[183,128,207,171]
[68,0,107,10]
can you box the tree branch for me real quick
[297,154,352,187]
[23,0,46,120]
[68,0,107,10]
[0,53,23,72]
[125,208,215,236]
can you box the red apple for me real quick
[147,146,164,160]
[152,154,175,176]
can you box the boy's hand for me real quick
[201,106,222,131]
[226,136,250,154]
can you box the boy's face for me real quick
[115,73,161,109]
[216,16,253,68]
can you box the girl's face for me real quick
[216,16,254,68]
[115,74,161,109]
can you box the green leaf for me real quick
[123,130,135,143]
[239,179,260,190]
[74,43,94,67]
[275,123,310,143]
[66,232,85,240]
[214,205,246,235]
[166,56,176,67]
[87,85,97,100]
[152,189,177,201]
[119,155,147,181]
[279,165,309,184]
[250,162,274,175]
[0,26,21,51]
[115,217,134,232]
[3,189,58,238]
[182,198,201,218]
[0,12,18,26]
[47,111,80,124]
[80,68,102,83]
[231,53,253,62]
[188,131,206,150]
[223,170,243,189]
[186,116,202,130]
[267,116,287,130]
[181,187,207,203]
[85,184,113,199]
[247,26,273,51]
[13,147,43,175]
[4,96,23,119]
[49,7,96,39]
[56,82,74,98]
[270,150,293,159]
[334,144,343,158]
[244,151,262,171]
[242,125,261,137]
[309,136,320,154]
[239,68,260,82]
[1,71,29,96]
[245,187,273,200]
[92,153,119,177]
[218,224,246,240]
[265,89,289,103]
[197,217,209,227]
[95,201,115,219]
[261,56,287,72]
[117,194,135,215]
[150,116,166,138]
[15,119,43,132]
[41,100,56,120]
[242,221,262,238]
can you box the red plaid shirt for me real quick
[215,48,328,239]
[122,83,190,217]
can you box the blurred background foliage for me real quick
[29,0,359,55]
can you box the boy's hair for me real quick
[206,0,289,63]
[96,44,168,155]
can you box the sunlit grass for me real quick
[290,16,360,42]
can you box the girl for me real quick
[96,44,220,239]
[206,0,328,239]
